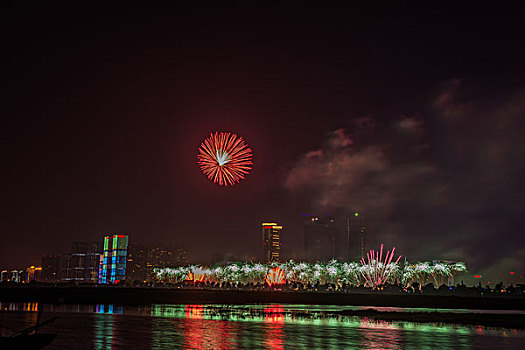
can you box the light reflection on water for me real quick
[0,302,524,349]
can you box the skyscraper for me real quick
[99,234,129,284]
[41,255,62,282]
[304,217,337,262]
[126,244,148,283]
[262,222,282,263]
[62,241,101,282]
[347,212,366,260]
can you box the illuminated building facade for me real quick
[8,270,23,283]
[262,222,282,263]
[348,212,366,260]
[0,270,9,282]
[304,217,337,262]
[25,266,42,282]
[99,235,129,284]
[126,244,189,283]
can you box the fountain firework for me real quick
[359,244,401,289]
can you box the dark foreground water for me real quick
[1,302,524,349]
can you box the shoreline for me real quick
[1,286,525,311]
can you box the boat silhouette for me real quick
[1,308,57,349]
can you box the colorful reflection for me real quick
[3,303,522,349]
[359,318,403,350]
[146,304,525,349]
[402,322,471,349]
[96,304,123,315]
[92,304,123,350]
[185,304,204,319]
[23,302,39,312]
[182,305,237,349]
[93,314,118,350]
[264,306,285,350]
[0,302,40,312]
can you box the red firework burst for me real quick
[265,267,286,286]
[197,132,253,186]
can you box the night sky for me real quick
[2,5,524,282]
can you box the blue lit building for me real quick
[98,235,129,284]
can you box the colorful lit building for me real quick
[25,266,42,282]
[99,235,129,284]
[262,222,282,263]
[9,270,23,283]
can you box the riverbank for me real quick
[1,286,525,310]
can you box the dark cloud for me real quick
[397,117,424,139]
[285,81,525,282]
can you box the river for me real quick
[1,302,524,349]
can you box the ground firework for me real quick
[360,244,402,289]
[197,131,253,186]
[154,258,467,288]
[265,267,286,286]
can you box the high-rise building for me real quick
[304,217,337,262]
[126,244,189,282]
[0,270,9,282]
[61,241,102,282]
[146,244,188,280]
[25,266,42,282]
[41,255,62,282]
[262,222,282,263]
[99,235,129,284]
[9,270,23,283]
[126,244,148,282]
[347,212,366,260]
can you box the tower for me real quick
[99,234,129,284]
[347,212,366,260]
[262,223,282,263]
[304,217,337,262]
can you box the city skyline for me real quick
[2,6,525,284]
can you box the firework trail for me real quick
[359,244,402,289]
[198,131,253,186]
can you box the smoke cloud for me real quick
[285,81,525,283]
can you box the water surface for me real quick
[1,302,524,349]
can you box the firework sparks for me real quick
[187,267,207,283]
[359,244,402,289]
[154,258,467,288]
[265,267,286,286]
[197,131,253,186]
